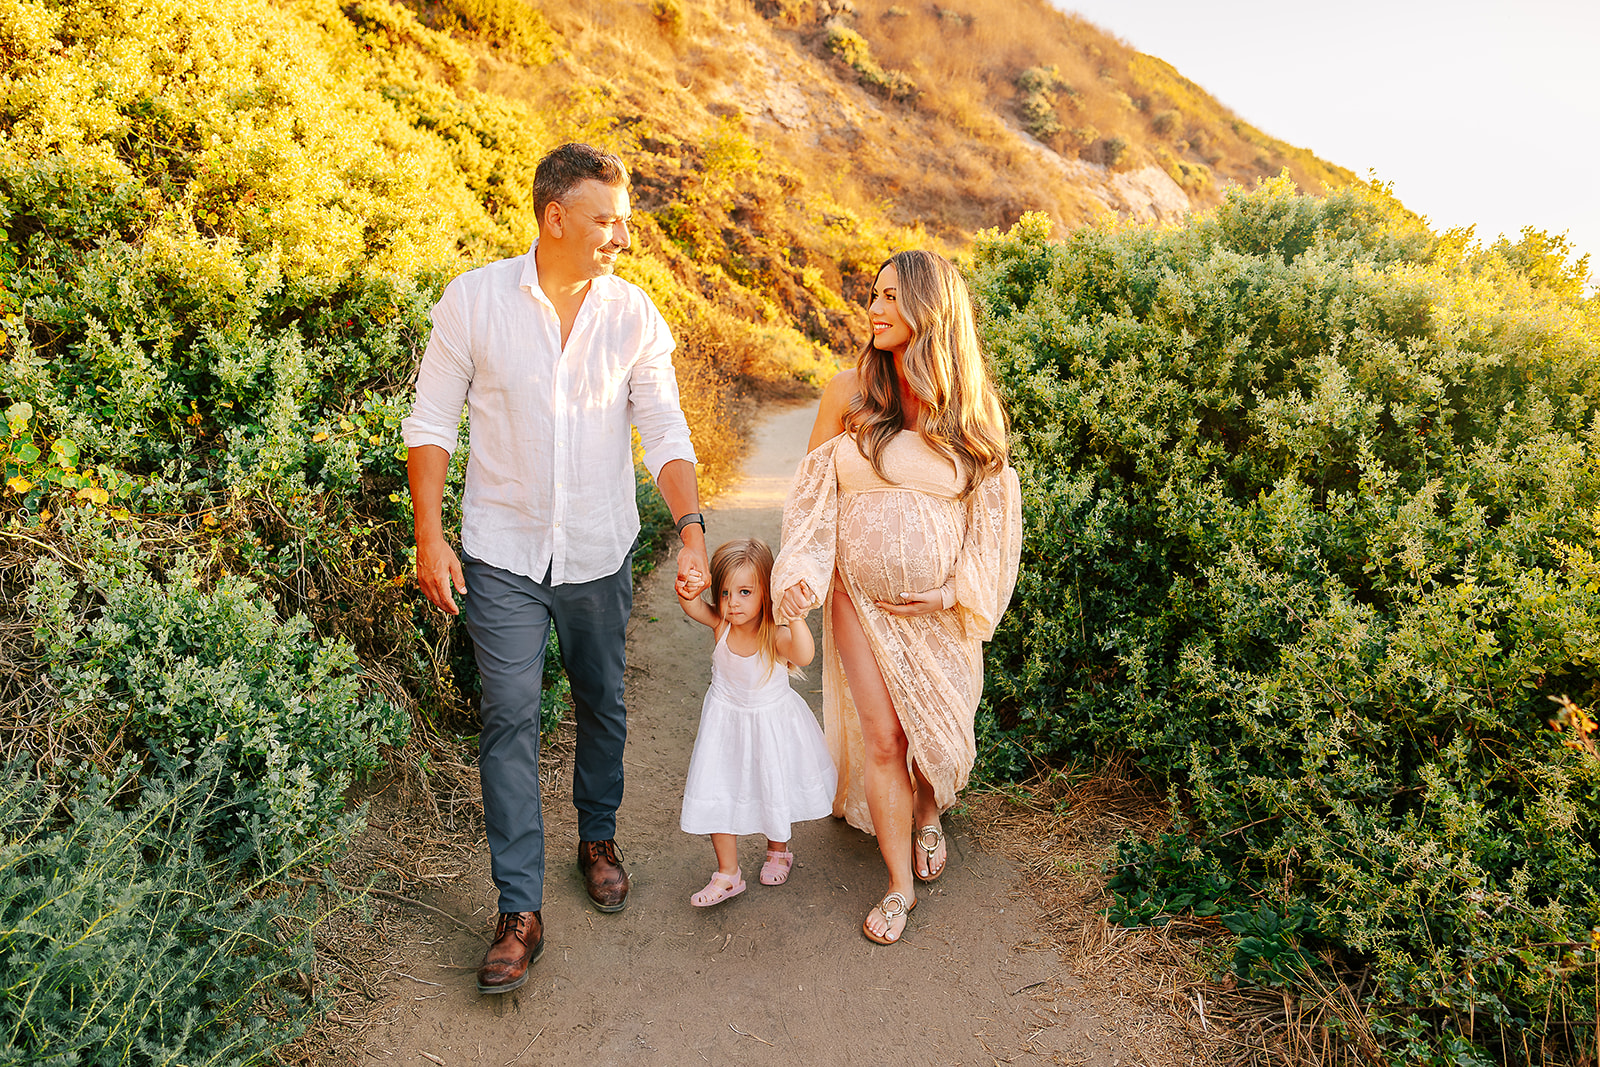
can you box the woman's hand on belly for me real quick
[874,586,948,617]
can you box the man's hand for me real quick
[676,566,706,601]
[676,540,709,598]
[417,533,466,615]
[408,444,465,615]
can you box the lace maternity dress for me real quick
[772,430,1022,834]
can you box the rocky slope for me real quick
[501,0,1354,241]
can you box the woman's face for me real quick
[869,263,912,356]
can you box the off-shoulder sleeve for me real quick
[772,436,841,616]
[953,465,1023,641]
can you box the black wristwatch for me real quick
[675,512,705,537]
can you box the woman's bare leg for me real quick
[831,575,915,938]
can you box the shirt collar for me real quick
[519,239,625,306]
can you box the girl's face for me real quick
[718,562,764,627]
[869,263,912,356]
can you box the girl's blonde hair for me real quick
[706,538,801,679]
[848,249,1009,499]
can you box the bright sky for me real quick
[1054,0,1600,282]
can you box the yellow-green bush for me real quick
[0,0,933,1054]
[975,183,1600,1065]
[413,0,557,64]
[824,20,917,102]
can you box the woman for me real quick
[773,250,1022,944]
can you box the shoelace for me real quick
[493,913,530,942]
[584,840,621,866]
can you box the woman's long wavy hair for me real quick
[847,250,1009,498]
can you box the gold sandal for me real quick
[863,891,915,945]
[915,824,946,882]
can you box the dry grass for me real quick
[961,761,1226,1066]
[963,759,1389,1067]
[843,0,1353,199]
[0,524,95,770]
[273,725,550,1066]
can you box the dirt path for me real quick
[359,403,1122,1066]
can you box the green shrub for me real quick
[858,64,918,103]
[752,0,810,24]
[1154,147,1210,192]
[649,0,685,36]
[824,22,871,68]
[1016,65,1067,142]
[0,754,339,1064]
[823,22,917,103]
[29,509,409,862]
[973,185,1600,1063]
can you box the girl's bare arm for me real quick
[774,618,815,669]
[675,573,721,629]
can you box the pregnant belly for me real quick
[837,492,961,601]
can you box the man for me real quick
[401,143,708,995]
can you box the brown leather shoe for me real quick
[578,839,629,913]
[475,910,543,994]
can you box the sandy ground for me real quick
[357,403,1125,1066]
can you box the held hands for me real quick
[779,579,817,623]
[676,566,706,600]
[675,532,710,603]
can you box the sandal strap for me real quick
[878,892,910,920]
[917,825,943,853]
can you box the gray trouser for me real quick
[461,553,632,914]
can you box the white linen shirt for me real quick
[400,243,697,585]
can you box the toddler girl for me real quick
[675,538,837,906]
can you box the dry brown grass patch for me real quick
[962,760,1405,1066]
[275,727,561,1066]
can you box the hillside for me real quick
[459,0,1356,242]
[369,0,1364,414]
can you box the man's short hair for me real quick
[533,143,629,221]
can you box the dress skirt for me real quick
[680,630,837,842]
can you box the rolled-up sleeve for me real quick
[627,300,697,480]
[401,280,473,454]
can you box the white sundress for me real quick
[679,629,838,842]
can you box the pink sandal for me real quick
[759,849,794,886]
[690,869,745,907]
